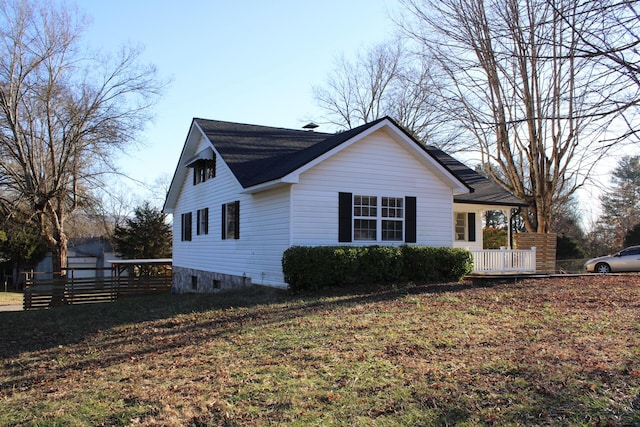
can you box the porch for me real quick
[470,247,537,274]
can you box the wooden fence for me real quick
[513,233,557,271]
[23,273,172,310]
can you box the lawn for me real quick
[1,275,639,426]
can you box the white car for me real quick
[584,246,640,273]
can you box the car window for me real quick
[621,247,640,256]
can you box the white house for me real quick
[163,117,526,291]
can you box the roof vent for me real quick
[303,122,319,131]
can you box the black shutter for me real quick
[221,204,226,240]
[204,208,209,235]
[234,201,240,239]
[468,212,476,242]
[196,209,202,235]
[405,196,417,243]
[338,192,352,242]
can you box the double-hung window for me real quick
[354,196,378,240]
[455,212,467,241]
[197,208,209,235]
[454,212,476,242]
[381,197,404,241]
[222,201,240,240]
[340,192,416,243]
[353,195,403,241]
[181,212,192,241]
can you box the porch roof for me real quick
[427,146,528,208]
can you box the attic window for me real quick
[186,148,216,185]
[192,159,215,185]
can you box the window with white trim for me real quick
[222,201,240,240]
[197,208,209,235]
[455,212,466,241]
[455,212,476,242]
[382,197,403,241]
[353,195,403,241]
[354,195,377,240]
[181,212,192,241]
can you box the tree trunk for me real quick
[49,234,68,307]
[51,234,68,273]
[399,0,619,236]
[12,264,18,291]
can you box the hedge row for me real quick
[282,245,473,292]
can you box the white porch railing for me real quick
[470,247,537,274]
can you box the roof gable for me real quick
[164,116,526,212]
[194,117,389,188]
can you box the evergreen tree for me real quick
[599,156,640,249]
[624,223,640,247]
[113,202,172,261]
[556,235,587,260]
[0,217,47,289]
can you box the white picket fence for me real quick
[470,247,537,274]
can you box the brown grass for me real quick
[1,275,639,426]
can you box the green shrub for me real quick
[281,246,338,290]
[401,246,473,282]
[358,246,404,283]
[282,245,473,292]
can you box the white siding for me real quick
[172,137,291,287]
[244,187,291,286]
[291,129,455,247]
[453,208,484,251]
[171,126,463,289]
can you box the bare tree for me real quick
[313,40,464,151]
[550,0,640,143]
[0,0,162,274]
[314,42,402,130]
[398,0,627,233]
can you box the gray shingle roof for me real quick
[194,117,526,207]
[426,146,528,207]
[194,117,386,188]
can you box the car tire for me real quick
[595,262,611,274]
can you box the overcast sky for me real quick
[75,0,399,204]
